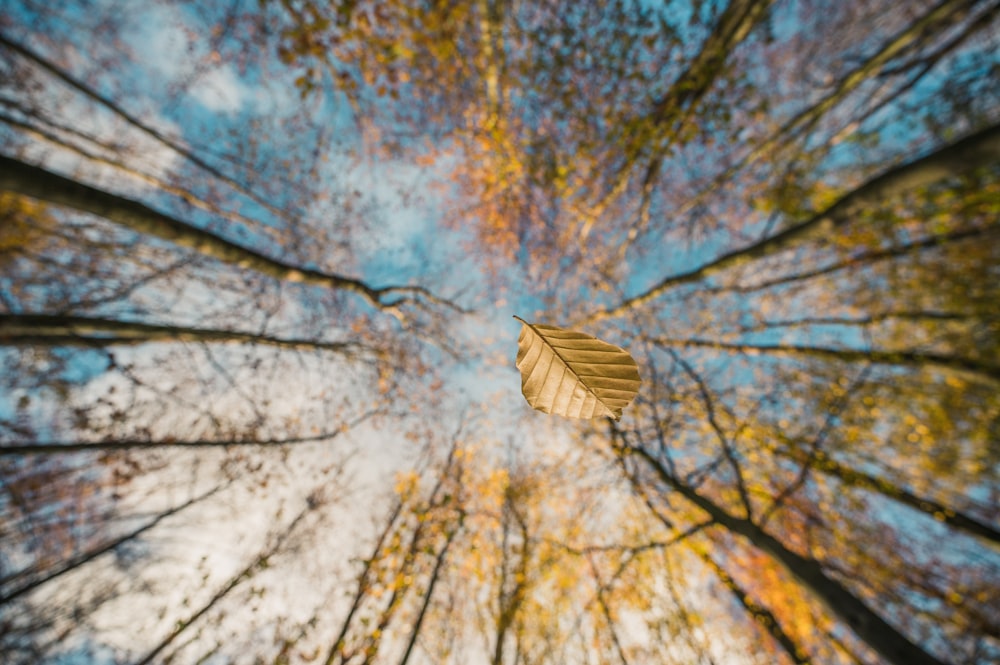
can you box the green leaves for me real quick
[514,316,641,420]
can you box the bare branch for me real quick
[0,155,465,313]
[584,121,1000,324]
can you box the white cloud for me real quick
[188,65,250,113]
[130,4,252,114]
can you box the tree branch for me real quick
[774,445,1000,546]
[0,482,227,605]
[0,313,363,354]
[616,427,950,665]
[584,121,1000,323]
[0,155,463,313]
[0,410,378,456]
[650,336,1000,383]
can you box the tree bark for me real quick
[774,445,1000,546]
[584,120,1000,324]
[623,438,950,665]
[0,155,459,313]
[649,335,1000,383]
[0,411,375,456]
[0,483,226,605]
[0,313,362,354]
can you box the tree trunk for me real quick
[0,411,375,456]
[134,497,315,665]
[585,120,1000,323]
[649,335,1000,383]
[0,483,226,605]
[0,313,363,353]
[627,442,949,665]
[772,445,1000,546]
[0,156,388,305]
[693,543,813,665]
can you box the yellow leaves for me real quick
[0,192,53,256]
[944,374,966,389]
[807,180,841,212]
[393,470,420,498]
[390,42,416,61]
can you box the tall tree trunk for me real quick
[771,444,1000,546]
[323,500,405,665]
[584,120,1000,323]
[738,0,983,168]
[0,156,458,312]
[398,521,462,665]
[134,497,315,665]
[0,155,378,305]
[0,410,375,456]
[692,543,813,665]
[582,0,775,238]
[649,336,1000,383]
[650,0,998,240]
[620,432,949,665]
[0,483,226,605]
[0,314,364,353]
[0,33,289,220]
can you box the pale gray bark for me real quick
[0,155,459,313]
[585,121,1000,323]
[0,314,362,354]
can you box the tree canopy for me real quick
[1,0,998,664]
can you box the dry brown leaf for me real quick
[514,316,641,420]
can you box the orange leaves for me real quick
[273,0,466,105]
[268,0,594,276]
[392,470,420,499]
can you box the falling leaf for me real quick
[514,316,640,420]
